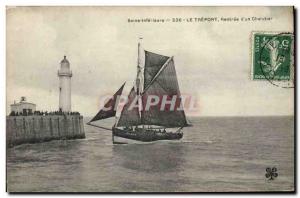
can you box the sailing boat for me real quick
[88,41,190,144]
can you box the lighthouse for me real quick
[58,56,72,112]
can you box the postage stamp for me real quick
[251,32,294,84]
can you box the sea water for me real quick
[6,116,294,192]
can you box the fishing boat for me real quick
[88,40,190,144]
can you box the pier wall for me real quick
[6,115,85,147]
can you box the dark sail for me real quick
[117,87,141,127]
[141,58,188,127]
[144,51,169,88]
[89,83,125,122]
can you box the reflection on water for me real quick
[113,143,185,172]
[7,116,294,192]
[111,143,186,191]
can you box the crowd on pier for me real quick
[9,110,81,116]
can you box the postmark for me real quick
[251,32,294,88]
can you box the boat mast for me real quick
[136,37,144,127]
[136,37,143,95]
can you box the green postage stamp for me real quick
[251,32,294,82]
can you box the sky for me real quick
[6,6,294,116]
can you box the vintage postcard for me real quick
[6,6,294,192]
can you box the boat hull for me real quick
[112,127,183,144]
[113,136,158,144]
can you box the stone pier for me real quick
[6,115,85,147]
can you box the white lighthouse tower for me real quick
[58,56,72,112]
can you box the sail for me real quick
[89,83,125,122]
[141,58,188,127]
[144,51,169,88]
[117,87,141,127]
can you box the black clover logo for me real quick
[265,167,278,180]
